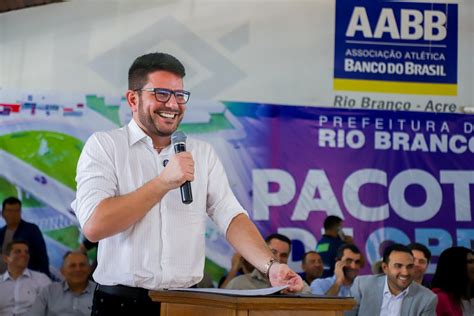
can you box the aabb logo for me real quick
[346,7,447,41]
[333,1,458,96]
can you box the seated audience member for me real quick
[226,233,310,292]
[316,215,352,278]
[407,242,431,287]
[311,244,361,296]
[431,247,473,316]
[0,240,51,315]
[0,197,50,276]
[299,251,323,285]
[29,251,95,316]
[348,244,437,316]
[219,253,254,288]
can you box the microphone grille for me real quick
[171,131,187,144]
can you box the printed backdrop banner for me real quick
[2,91,472,276]
[227,103,474,273]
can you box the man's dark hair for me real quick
[265,233,291,250]
[336,243,361,260]
[2,196,21,210]
[3,240,29,256]
[382,244,413,264]
[323,215,343,231]
[407,242,431,262]
[302,251,320,264]
[128,52,186,90]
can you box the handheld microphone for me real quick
[171,131,193,204]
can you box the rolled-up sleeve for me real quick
[205,145,248,235]
[72,133,118,228]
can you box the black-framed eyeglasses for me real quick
[135,88,191,104]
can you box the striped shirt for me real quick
[29,280,95,316]
[380,276,409,316]
[72,119,246,290]
[0,269,51,315]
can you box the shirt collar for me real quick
[127,119,173,154]
[383,275,410,299]
[128,118,148,147]
[2,268,31,281]
[62,280,95,294]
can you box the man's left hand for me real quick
[268,263,304,293]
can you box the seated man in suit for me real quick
[311,244,362,296]
[0,240,51,315]
[0,197,50,276]
[29,251,95,316]
[347,244,437,316]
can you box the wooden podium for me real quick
[150,290,356,316]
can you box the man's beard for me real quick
[137,97,182,137]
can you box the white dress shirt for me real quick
[380,276,409,316]
[0,269,51,316]
[73,119,247,290]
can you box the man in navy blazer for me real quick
[347,244,436,316]
[0,197,50,276]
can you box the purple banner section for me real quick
[225,102,474,273]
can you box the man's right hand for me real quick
[268,263,304,293]
[334,260,346,284]
[158,152,194,190]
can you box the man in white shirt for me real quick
[347,244,437,316]
[73,52,304,315]
[0,240,51,316]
